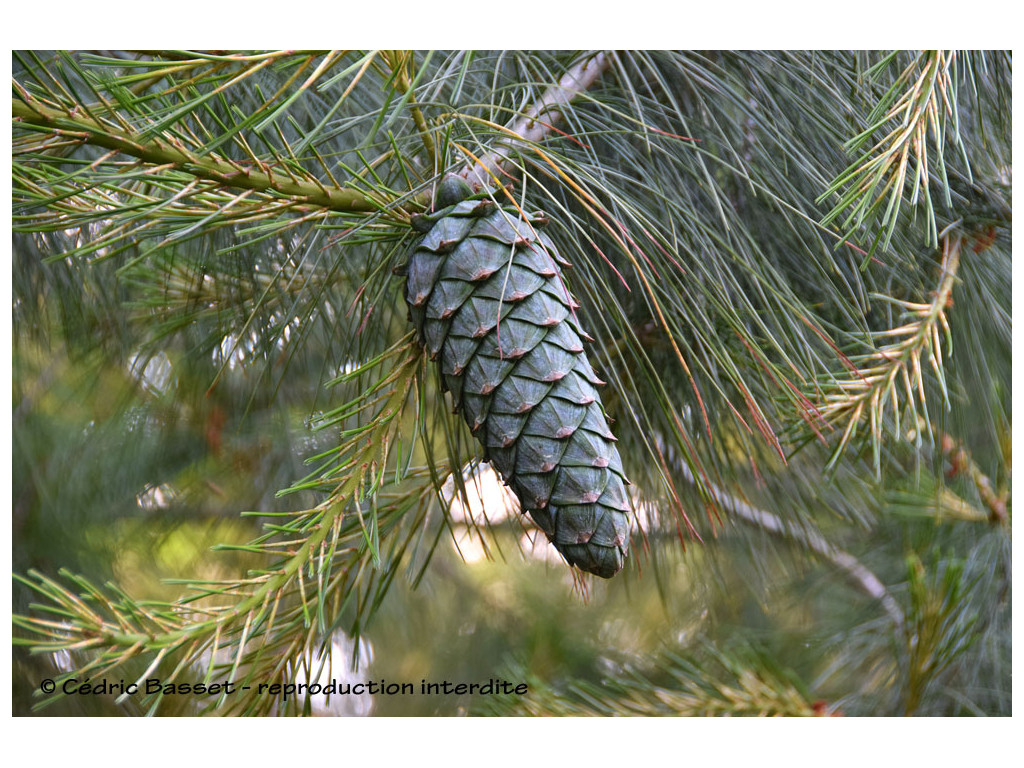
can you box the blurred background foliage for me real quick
[11,50,1011,716]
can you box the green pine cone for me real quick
[402,175,630,578]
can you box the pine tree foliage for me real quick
[475,648,829,716]
[12,50,1011,716]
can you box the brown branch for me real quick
[676,461,905,627]
[460,52,612,187]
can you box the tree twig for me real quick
[677,462,905,627]
[937,430,1010,524]
[460,52,612,186]
[384,50,438,172]
[12,96,381,214]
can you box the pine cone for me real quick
[402,175,630,578]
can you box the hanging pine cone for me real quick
[400,175,630,578]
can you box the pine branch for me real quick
[477,649,830,716]
[813,231,961,473]
[382,50,439,171]
[460,51,611,186]
[819,50,961,254]
[902,555,979,716]
[14,339,425,713]
[675,461,904,627]
[936,429,1010,524]
[13,94,383,214]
